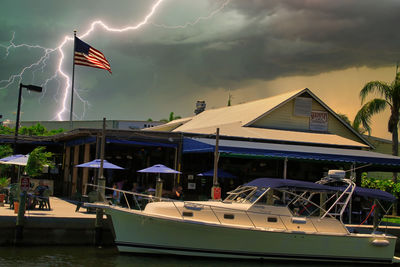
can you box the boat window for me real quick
[182,212,193,217]
[224,186,258,203]
[267,217,278,223]
[224,214,235,219]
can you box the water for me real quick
[0,246,386,267]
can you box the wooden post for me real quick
[71,145,79,194]
[63,146,71,196]
[211,128,221,199]
[82,143,90,193]
[95,118,106,246]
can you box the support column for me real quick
[71,145,79,194]
[82,143,90,193]
[63,147,71,196]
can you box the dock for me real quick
[0,197,114,246]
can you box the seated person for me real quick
[171,186,184,200]
[28,181,48,209]
[34,181,48,196]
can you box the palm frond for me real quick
[354,99,387,135]
[360,81,391,104]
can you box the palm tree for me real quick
[354,70,400,183]
[160,112,182,123]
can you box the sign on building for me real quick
[310,111,328,131]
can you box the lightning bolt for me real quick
[0,0,230,122]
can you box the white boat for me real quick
[87,171,400,264]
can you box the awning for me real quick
[183,138,400,167]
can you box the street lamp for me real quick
[13,83,42,154]
[12,83,42,241]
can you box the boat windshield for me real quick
[224,185,324,217]
[224,186,268,204]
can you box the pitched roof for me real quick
[178,122,368,148]
[148,88,373,148]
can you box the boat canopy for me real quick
[245,178,396,202]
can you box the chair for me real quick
[76,191,98,213]
[37,189,51,210]
[8,183,19,210]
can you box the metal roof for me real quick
[170,88,372,148]
[177,122,368,149]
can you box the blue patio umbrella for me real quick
[0,154,29,166]
[137,164,181,198]
[76,159,124,169]
[197,169,236,179]
[137,164,181,174]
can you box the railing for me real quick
[84,183,344,233]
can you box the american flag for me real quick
[74,37,112,73]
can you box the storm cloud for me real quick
[1,0,399,122]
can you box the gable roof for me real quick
[178,122,368,149]
[175,89,306,132]
[153,88,373,148]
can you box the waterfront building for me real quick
[1,88,400,200]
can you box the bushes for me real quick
[361,173,400,198]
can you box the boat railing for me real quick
[85,183,343,232]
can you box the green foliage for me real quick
[25,146,54,177]
[228,93,232,106]
[161,112,181,123]
[0,177,10,188]
[19,123,46,136]
[361,173,400,197]
[0,125,14,134]
[354,69,400,136]
[0,145,12,159]
[18,123,65,136]
[46,128,65,136]
[0,123,64,136]
[337,113,351,125]
[0,145,13,176]
[383,216,400,224]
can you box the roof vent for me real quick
[194,101,206,115]
[327,170,346,180]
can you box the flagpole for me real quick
[70,30,77,127]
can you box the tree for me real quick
[161,112,181,123]
[1,123,65,136]
[0,145,12,159]
[0,145,13,176]
[18,123,64,136]
[354,70,400,183]
[0,125,14,135]
[25,146,54,177]
[337,113,351,126]
[228,93,232,106]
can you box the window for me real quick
[224,214,235,219]
[182,212,193,217]
[267,217,278,223]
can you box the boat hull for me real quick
[106,207,396,263]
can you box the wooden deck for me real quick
[0,197,113,246]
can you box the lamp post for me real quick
[13,83,42,242]
[13,83,43,154]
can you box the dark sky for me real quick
[1,0,400,138]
